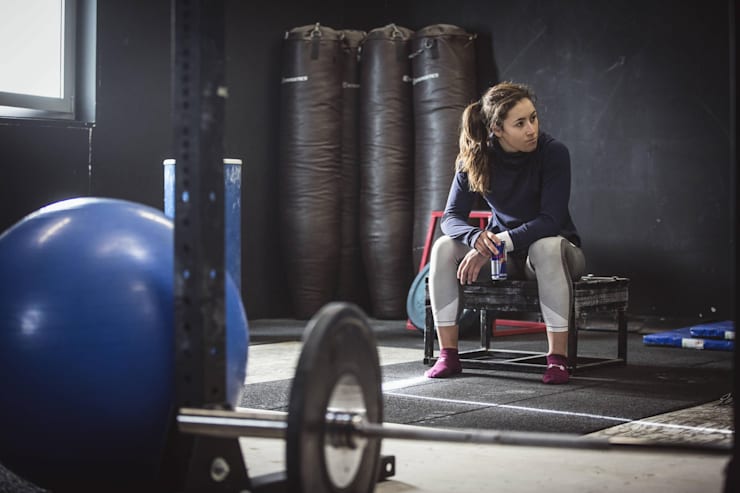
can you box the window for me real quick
[0,0,95,121]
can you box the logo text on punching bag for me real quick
[281,76,308,84]
[412,73,439,85]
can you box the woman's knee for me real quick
[528,236,565,264]
[528,236,585,279]
[430,235,463,264]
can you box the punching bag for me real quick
[278,23,343,318]
[410,25,477,269]
[336,29,366,304]
[359,24,415,319]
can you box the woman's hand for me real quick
[457,249,490,285]
[457,231,504,285]
[473,230,502,258]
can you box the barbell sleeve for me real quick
[178,407,287,439]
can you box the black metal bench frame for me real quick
[424,276,630,373]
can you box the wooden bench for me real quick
[424,276,630,373]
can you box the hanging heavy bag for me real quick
[336,29,366,305]
[410,24,477,269]
[278,23,343,318]
[358,24,415,319]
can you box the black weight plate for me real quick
[286,302,383,493]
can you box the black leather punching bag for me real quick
[336,29,366,304]
[358,24,415,319]
[410,25,477,269]
[278,24,343,318]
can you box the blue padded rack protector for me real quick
[406,263,430,331]
[643,327,734,351]
[688,320,735,340]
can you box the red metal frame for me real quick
[491,318,546,336]
[408,210,546,336]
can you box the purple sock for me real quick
[425,348,462,378]
[542,354,570,384]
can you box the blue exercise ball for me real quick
[0,197,249,491]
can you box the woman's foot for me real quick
[542,353,569,384]
[424,348,462,378]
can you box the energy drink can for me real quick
[491,241,507,280]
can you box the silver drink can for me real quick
[491,241,507,280]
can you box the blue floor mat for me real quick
[689,320,735,340]
[643,320,735,351]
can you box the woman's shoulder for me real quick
[538,133,570,160]
[451,167,470,184]
[538,132,566,150]
[453,160,471,176]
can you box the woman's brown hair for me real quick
[456,82,536,193]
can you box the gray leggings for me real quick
[429,235,586,332]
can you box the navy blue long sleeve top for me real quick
[440,132,581,254]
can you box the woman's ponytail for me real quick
[456,100,489,193]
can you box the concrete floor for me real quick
[240,435,730,493]
[238,318,734,492]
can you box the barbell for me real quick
[176,302,731,493]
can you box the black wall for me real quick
[0,0,734,321]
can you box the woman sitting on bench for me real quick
[426,81,585,385]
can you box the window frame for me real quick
[0,0,95,123]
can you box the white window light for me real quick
[0,0,94,121]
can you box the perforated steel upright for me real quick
[172,0,226,414]
[165,1,251,490]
